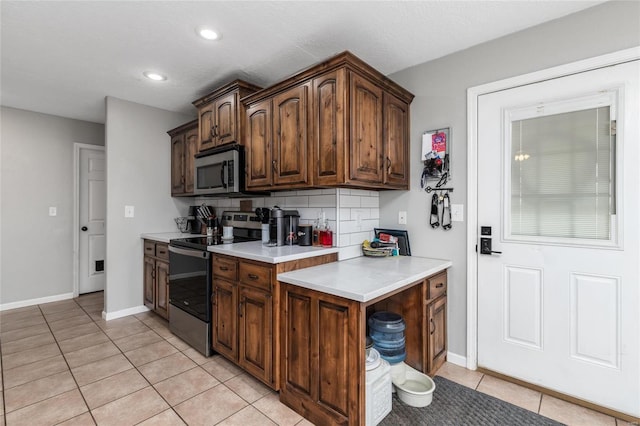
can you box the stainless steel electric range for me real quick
[168,211,261,356]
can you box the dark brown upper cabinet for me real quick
[193,80,262,153]
[242,51,414,191]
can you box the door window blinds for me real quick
[510,106,613,241]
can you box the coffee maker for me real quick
[187,206,202,234]
[268,207,299,246]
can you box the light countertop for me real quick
[141,232,195,243]
[140,234,339,264]
[277,256,452,302]
[207,241,339,264]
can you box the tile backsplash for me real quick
[194,188,380,259]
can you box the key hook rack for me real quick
[425,186,454,193]
[424,171,453,194]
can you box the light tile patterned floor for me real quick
[0,293,636,425]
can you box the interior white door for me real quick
[79,147,106,294]
[477,60,639,417]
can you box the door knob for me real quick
[480,237,502,255]
[81,226,88,231]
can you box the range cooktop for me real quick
[170,235,259,250]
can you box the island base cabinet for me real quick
[425,271,447,375]
[427,295,447,375]
[279,283,364,426]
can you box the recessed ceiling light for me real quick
[197,26,220,41]
[143,71,167,81]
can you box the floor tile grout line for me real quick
[537,392,543,415]
[84,302,256,424]
[475,373,484,391]
[41,299,98,425]
[75,300,180,418]
[1,301,97,424]
[94,308,194,426]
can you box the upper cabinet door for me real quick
[312,70,345,187]
[273,84,309,186]
[383,93,410,188]
[199,103,216,152]
[246,100,273,189]
[215,93,237,146]
[349,72,383,184]
[170,134,185,195]
[183,127,198,194]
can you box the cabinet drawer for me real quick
[213,255,238,281]
[427,272,447,300]
[239,261,272,291]
[144,241,156,257]
[155,243,169,261]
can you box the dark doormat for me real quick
[379,376,565,425]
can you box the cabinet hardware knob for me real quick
[272,159,277,172]
[435,283,444,288]
[219,266,229,271]
[430,318,435,335]
[248,274,259,280]
[387,157,392,171]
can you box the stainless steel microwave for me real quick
[194,146,242,196]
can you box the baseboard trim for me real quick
[0,292,75,312]
[446,351,467,368]
[102,305,150,321]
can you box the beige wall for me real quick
[0,107,104,306]
[381,0,640,358]
[104,97,192,315]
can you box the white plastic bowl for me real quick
[394,367,436,408]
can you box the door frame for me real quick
[465,46,640,370]
[73,143,106,297]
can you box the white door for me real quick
[79,147,106,294]
[477,61,639,417]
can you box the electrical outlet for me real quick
[355,211,362,229]
[49,207,57,216]
[124,205,135,218]
[398,211,407,225]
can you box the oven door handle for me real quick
[169,245,210,259]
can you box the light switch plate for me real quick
[124,205,135,218]
[49,207,57,216]
[451,204,464,222]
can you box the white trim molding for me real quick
[466,46,640,372]
[102,305,150,321]
[0,292,75,311]
[446,351,467,368]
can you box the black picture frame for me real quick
[374,228,411,256]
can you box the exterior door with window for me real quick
[477,60,639,417]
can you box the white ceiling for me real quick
[1,1,605,124]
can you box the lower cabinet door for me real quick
[238,285,272,384]
[280,284,360,425]
[427,296,447,375]
[155,260,170,320]
[143,256,155,310]
[212,279,238,360]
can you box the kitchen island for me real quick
[276,256,451,426]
